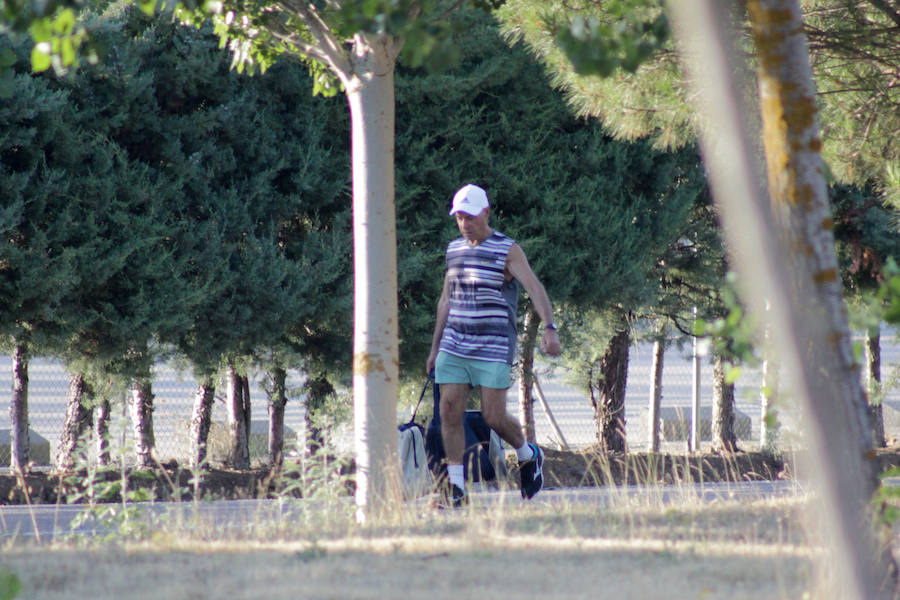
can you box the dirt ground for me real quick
[4,444,900,505]
[4,446,877,600]
[1,531,816,600]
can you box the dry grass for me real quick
[0,490,821,600]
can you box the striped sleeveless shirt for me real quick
[439,230,519,364]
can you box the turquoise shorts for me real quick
[435,351,511,389]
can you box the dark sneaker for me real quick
[433,482,468,510]
[519,443,544,500]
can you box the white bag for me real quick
[398,422,432,499]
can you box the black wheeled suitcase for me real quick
[423,373,507,483]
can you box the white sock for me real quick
[516,442,535,462]
[448,464,465,490]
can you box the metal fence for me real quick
[0,359,311,466]
[524,342,767,452]
[3,336,900,466]
[527,334,900,453]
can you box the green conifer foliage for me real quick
[83,9,353,466]
[831,182,900,446]
[805,0,900,193]
[499,0,900,200]
[0,53,80,348]
[394,10,705,372]
[0,38,86,469]
[3,7,354,466]
[393,10,709,448]
[497,0,694,150]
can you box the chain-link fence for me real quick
[522,344,769,453]
[0,359,311,466]
[3,337,900,466]
[523,335,900,453]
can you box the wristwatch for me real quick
[544,323,558,331]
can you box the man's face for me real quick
[454,208,490,243]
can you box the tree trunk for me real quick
[225,365,251,469]
[242,374,252,445]
[517,306,539,445]
[266,366,288,466]
[667,1,893,596]
[9,344,29,472]
[129,378,156,469]
[590,328,629,453]
[748,0,875,478]
[56,374,93,471]
[866,326,886,448]
[343,32,402,517]
[760,318,781,452]
[759,355,781,452]
[189,377,215,469]
[304,375,335,456]
[747,4,889,594]
[711,354,738,452]
[94,397,112,467]
[647,337,665,453]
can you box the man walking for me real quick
[426,184,561,507]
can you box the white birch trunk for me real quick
[343,33,401,518]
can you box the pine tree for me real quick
[498,0,900,196]
[38,9,229,469]
[0,34,104,470]
[832,182,900,447]
[805,0,900,192]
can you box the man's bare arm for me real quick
[505,243,561,356]
[426,272,451,373]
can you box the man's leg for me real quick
[481,386,544,500]
[433,352,472,507]
[479,387,525,449]
[439,383,469,465]
[434,383,469,507]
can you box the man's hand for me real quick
[540,329,561,357]
[426,350,438,375]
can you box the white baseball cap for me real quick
[449,184,490,216]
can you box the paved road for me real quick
[0,498,306,542]
[0,480,803,542]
